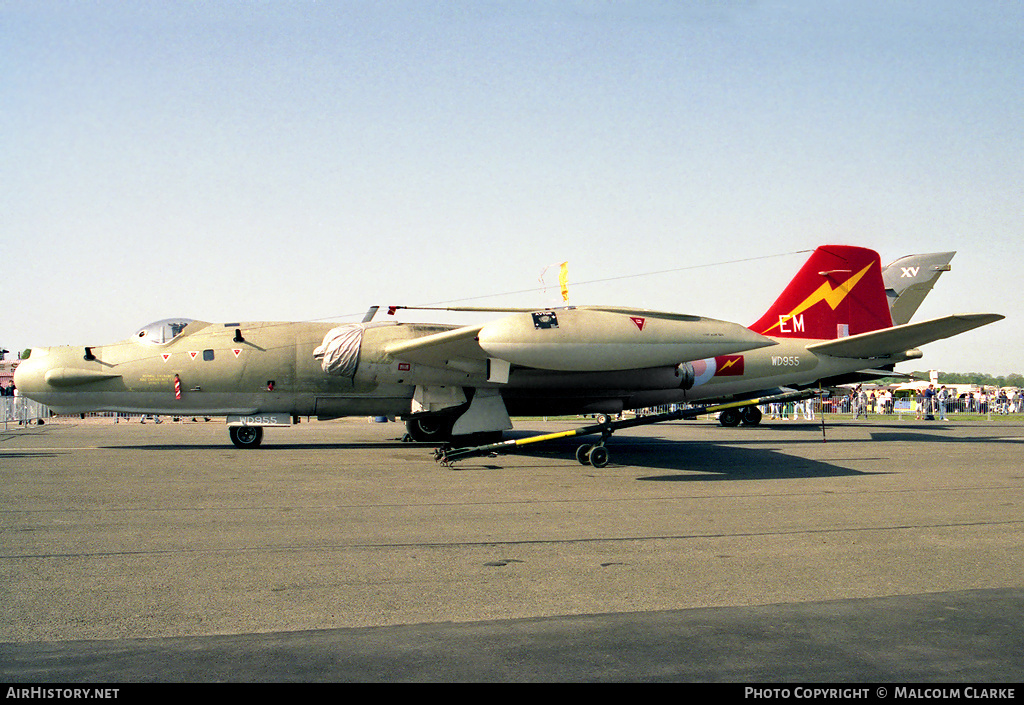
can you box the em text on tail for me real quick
[749,245,892,341]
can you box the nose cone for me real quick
[12,350,46,399]
[11,347,121,411]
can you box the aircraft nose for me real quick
[12,350,48,398]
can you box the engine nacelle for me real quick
[476,308,774,372]
[676,362,695,390]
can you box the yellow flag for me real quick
[558,261,568,302]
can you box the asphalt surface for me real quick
[1,415,1023,682]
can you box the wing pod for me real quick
[476,308,776,372]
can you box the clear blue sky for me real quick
[3,1,1021,374]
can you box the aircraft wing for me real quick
[383,324,488,368]
[575,306,703,322]
[389,304,704,322]
[806,313,1004,359]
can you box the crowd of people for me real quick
[764,384,1023,422]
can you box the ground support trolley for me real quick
[434,390,819,468]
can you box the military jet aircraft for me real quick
[14,245,1000,448]
[14,297,774,447]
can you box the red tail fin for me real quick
[749,246,892,339]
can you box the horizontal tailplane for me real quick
[805,313,1004,359]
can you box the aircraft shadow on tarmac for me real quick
[105,430,873,481]
[113,441,418,451]
[441,426,880,482]
[578,443,870,482]
[868,429,1024,444]
[99,419,1023,478]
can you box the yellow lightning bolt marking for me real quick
[761,262,873,335]
[718,357,739,370]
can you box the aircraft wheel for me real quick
[405,416,455,443]
[588,445,610,468]
[740,406,763,426]
[718,408,742,427]
[576,444,593,465]
[595,414,611,426]
[229,425,263,449]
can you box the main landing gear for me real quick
[404,416,503,445]
[718,405,763,427]
[404,415,455,443]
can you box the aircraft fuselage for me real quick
[14,318,916,421]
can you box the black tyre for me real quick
[405,415,455,443]
[229,425,264,449]
[588,445,610,468]
[740,406,763,426]
[576,444,593,465]
[718,408,741,427]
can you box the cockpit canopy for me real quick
[134,318,194,345]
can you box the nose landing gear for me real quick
[229,425,264,448]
